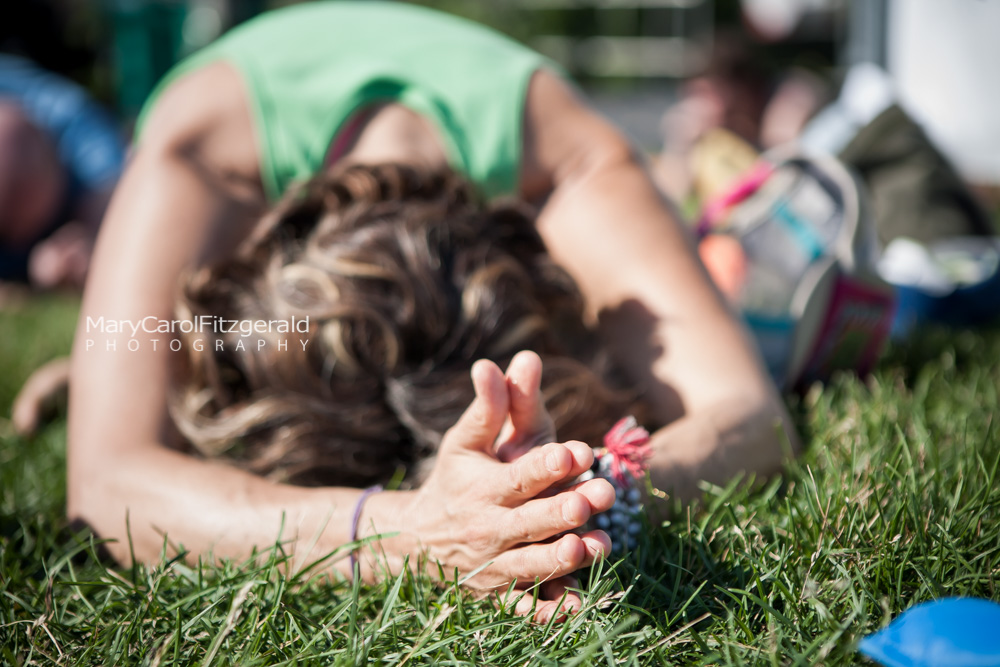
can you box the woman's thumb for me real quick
[441,359,509,455]
[496,350,556,462]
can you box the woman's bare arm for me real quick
[68,66,611,611]
[66,63,371,572]
[521,71,799,501]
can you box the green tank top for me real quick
[137,1,557,201]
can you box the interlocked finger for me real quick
[500,491,592,546]
[512,576,582,622]
[490,533,591,584]
[493,442,573,502]
[495,441,597,503]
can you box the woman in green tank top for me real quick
[71,1,795,622]
[137,1,551,202]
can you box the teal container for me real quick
[110,0,188,119]
[108,0,267,120]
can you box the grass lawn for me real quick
[1,295,998,665]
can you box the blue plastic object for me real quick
[859,598,1000,667]
[892,266,1000,338]
[879,237,1000,338]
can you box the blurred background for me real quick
[3,0,999,320]
[0,0,849,149]
[2,0,999,466]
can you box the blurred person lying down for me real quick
[0,55,124,292]
[65,2,795,622]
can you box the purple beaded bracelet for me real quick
[349,484,383,575]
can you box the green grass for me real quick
[2,296,998,665]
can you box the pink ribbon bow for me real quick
[602,416,652,485]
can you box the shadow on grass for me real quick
[878,324,1000,388]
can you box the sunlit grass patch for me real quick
[2,297,998,665]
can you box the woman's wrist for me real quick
[352,488,419,581]
[292,486,416,581]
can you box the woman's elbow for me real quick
[715,389,800,476]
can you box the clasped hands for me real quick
[357,351,616,622]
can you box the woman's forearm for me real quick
[645,392,796,503]
[70,442,411,580]
[537,154,778,399]
[524,75,797,491]
[67,145,393,580]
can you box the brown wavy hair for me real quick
[171,164,639,487]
